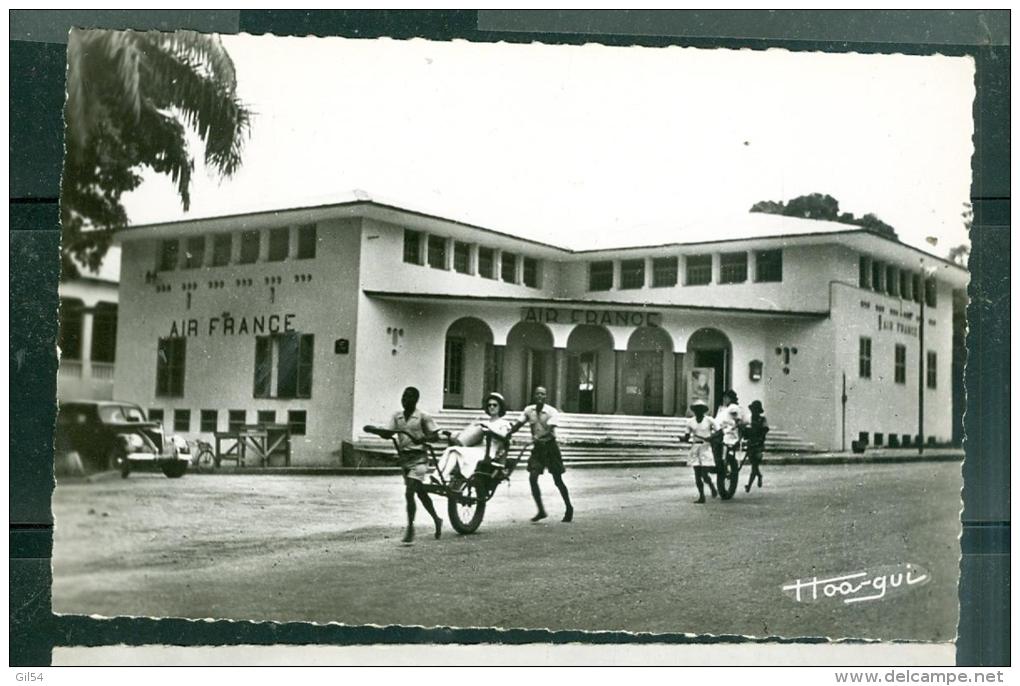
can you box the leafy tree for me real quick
[948,244,970,268]
[61,28,251,279]
[750,193,898,239]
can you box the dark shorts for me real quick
[746,446,764,465]
[528,440,565,475]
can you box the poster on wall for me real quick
[689,367,714,412]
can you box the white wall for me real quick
[114,218,362,465]
[555,243,855,312]
[832,279,955,449]
[358,217,562,298]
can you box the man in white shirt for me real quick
[510,386,574,523]
[388,386,443,543]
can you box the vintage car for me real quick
[55,400,191,478]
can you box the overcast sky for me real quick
[122,36,975,256]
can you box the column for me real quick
[674,351,686,416]
[553,347,567,409]
[613,350,624,414]
[80,309,95,380]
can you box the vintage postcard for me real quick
[52,31,973,652]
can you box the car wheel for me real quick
[161,462,188,479]
[107,447,130,478]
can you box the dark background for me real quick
[10,10,1010,666]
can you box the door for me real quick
[622,351,664,415]
[443,337,465,407]
[694,349,726,414]
[566,351,598,414]
[525,348,552,400]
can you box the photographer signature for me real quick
[782,563,930,605]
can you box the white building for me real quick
[57,271,119,401]
[112,196,968,464]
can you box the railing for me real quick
[58,361,83,378]
[91,362,115,380]
[57,360,115,381]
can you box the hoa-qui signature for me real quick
[782,563,930,605]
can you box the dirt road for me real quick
[52,463,961,640]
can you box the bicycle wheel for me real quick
[448,478,486,534]
[196,448,217,472]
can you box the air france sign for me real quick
[167,313,297,337]
[522,307,662,328]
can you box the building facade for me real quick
[113,199,968,463]
[57,276,119,401]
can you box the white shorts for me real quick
[689,442,714,468]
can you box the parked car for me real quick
[55,400,191,478]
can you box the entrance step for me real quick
[353,409,817,460]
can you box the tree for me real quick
[749,193,898,239]
[61,28,251,279]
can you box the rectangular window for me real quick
[925,278,937,308]
[228,410,246,433]
[149,408,164,424]
[620,259,645,289]
[902,434,911,447]
[403,229,423,265]
[886,265,899,297]
[873,432,884,447]
[500,252,518,283]
[652,256,678,287]
[257,410,276,425]
[720,252,748,284]
[254,333,314,399]
[288,410,307,436]
[523,257,540,287]
[588,261,613,291]
[173,409,191,433]
[428,235,447,269]
[871,261,884,293]
[894,344,907,384]
[296,224,317,259]
[755,249,783,283]
[268,227,290,261]
[158,239,179,271]
[477,247,495,278]
[212,234,232,266]
[859,337,872,379]
[155,337,186,397]
[912,273,922,304]
[685,254,712,285]
[900,270,912,301]
[183,236,205,269]
[239,230,260,264]
[90,303,118,363]
[453,241,470,274]
[859,255,872,289]
[927,351,937,389]
[200,409,218,433]
[59,298,84,360]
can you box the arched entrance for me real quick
[565,325,614,414]
[684,328,732,415]
[443,317,494,408]
[622,326,675,416]
[505,322,555,410]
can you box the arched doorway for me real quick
[443,317,494,408]
[622,326,675,416]
[505,322,554,410]
[565,325,614,414]
[684,328,732,415]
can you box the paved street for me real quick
[52,463,961,640]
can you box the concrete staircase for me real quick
[353,409,817,466]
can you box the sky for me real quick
[121,36,975,257]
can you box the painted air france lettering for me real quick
[782,563,930,605]
[168,313,296,337]
[522,307,662,328]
